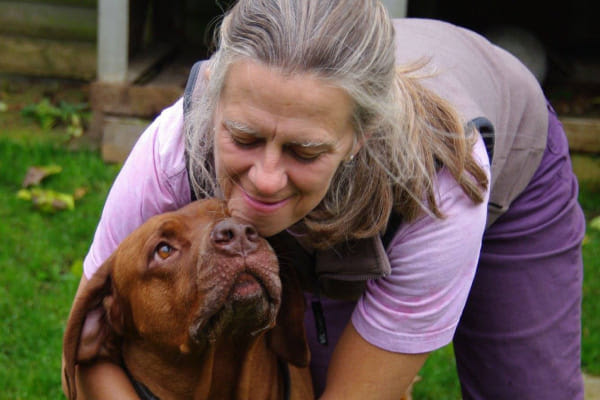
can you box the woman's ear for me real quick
[204,66,211,81]
[346,133,370,162]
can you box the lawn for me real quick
[0,79,599,399]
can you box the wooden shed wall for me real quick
[0,0,97,80]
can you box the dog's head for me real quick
[63,199,309,399]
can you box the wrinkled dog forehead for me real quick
[123,200,231,250]
[108,200,232,283]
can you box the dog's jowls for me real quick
[62,199,313,399]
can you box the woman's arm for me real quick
[75,362,139,400]
[320,323,428,400]
[62,275,139,400]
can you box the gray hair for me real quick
[185,0,487,247]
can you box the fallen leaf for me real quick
[22,165,63,187]
[73,187,88,200]
[70,259,83,278]
[590,216,600,231]
[18,188,75,213]
[582,235,590,246]
[67,124,83,138]
[16,189,32,201]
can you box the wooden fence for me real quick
[0,0,97,80]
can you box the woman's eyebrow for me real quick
[223,119,258,134]
[223,119,336,148]
[290,140,335,149]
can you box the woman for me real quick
[67,0,585,398]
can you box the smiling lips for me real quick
[242,190,291,213]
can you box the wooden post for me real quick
[98,0,128,82]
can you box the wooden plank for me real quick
[561,117,600,154]
[90,81,183,118]
[0,34,96,80]
[0,2,96,41]
[6,0,97,7]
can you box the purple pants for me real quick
[305,105,586,399]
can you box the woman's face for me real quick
[213,60,357,237]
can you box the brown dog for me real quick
[63,199,313,399]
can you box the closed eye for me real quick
[288,145,324,162]
[230,131,261,148]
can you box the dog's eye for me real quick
[155,243,174,260]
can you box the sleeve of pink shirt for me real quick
[83,98,191,279]
[351,136,491,354]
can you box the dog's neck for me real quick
[122,333,284,400]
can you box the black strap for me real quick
[311,297,329,345]
[183,61,205,116]
[468,116,495,163]
[184,61,207,203]
[277,357,292,400]
[124,363,162,400]
[132,380,162,400]
[381,211,403,248]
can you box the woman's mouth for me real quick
[242,190,290,213]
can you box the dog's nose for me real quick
[210,219,260,256]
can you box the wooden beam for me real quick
[0,2,96,41]
[90,81,183,118]
[561,117,600,154]
[0,0,97,7]
[0,34,96,80]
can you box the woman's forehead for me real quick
[218,60,355,142]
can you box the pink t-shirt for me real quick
[353,151,490,353]
[84,97,490,354]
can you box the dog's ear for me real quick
[267,263,310,367]
[62,254,123,400]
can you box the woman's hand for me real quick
[320,323,428,400]
[73,361,140,400]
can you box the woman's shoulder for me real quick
[152,98,186,177]
[123,97,190,204]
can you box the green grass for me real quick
[0,82,599,398]
[0,137,119,399]
[580,180,600,376]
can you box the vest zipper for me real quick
[311,288,329,346]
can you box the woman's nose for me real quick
[248,153,288,195]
